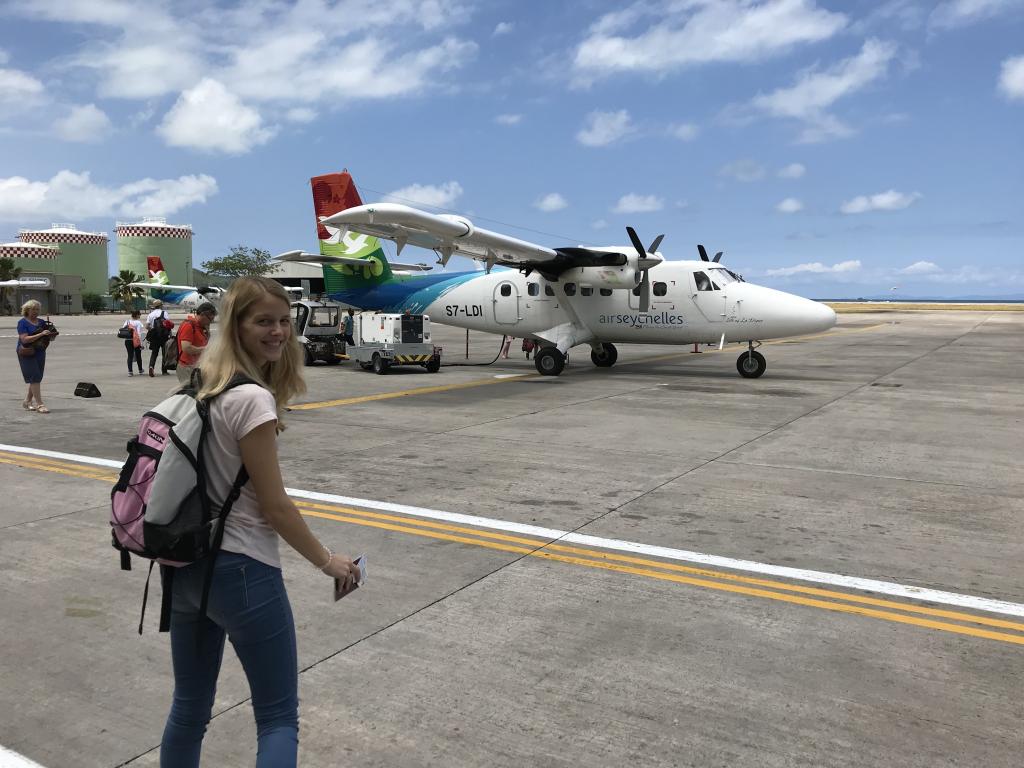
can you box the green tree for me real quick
[201,246,275,279]
[82,292,104,314]
[109,270,145,309]
[0,257,23,315]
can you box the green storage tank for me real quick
[17,224,108,295]
[116,217,193,286]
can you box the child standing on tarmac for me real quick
[159,277,361,768]
[121,310,145,376]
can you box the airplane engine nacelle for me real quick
[438,214,474,239]
[564,263,641,290]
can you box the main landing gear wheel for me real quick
[737,350,767,378]
[372,354,389,375]
[534,347,566,376]
[590,343,618,368]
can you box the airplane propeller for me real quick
[697,244,724,263]
[626,226,664,313]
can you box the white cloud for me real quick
[929,0,1024,30]
[535,193,568,212]
[613,193,664,213]
[778,162,806,178]
[998,55,1024,100]
[776,197,803,213]
[592,218,608,230]
[0,170,217,222]
[0,48,8,65]
[84,42,205,99]
[285,107,317,123]
[577,109,635,146]
[766,259,861,276]
[0,67,44,104]
[384,181,463,209]
[668,122,699,141]
[5,1,478,113]
[746,38,898,141]
[493,21,514,36]
[495,113,522,125]
[574,0,846,82]
[899,260,940,275]
[54,104,112,143]
[719,159,766,182]
[157,79,274,154]
[840,189,922,214]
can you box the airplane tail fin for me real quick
[310,171,394,287]
[146,256,170,285]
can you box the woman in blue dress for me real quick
[17,299,55,413]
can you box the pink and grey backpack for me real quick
[110,375,255,633]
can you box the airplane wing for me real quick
[0,278,50,287]
[129,282,198,292]
[321,203,559,268]
[275,250,432,271]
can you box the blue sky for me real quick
[0,0,1021,298]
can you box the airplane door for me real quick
[492,280,520,325]
[690,270,726,323]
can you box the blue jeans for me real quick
[161,552,298,767]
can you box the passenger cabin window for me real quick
[600,288,613,297]
[580,286,593,296]
[653,282,667,297]
[544,285,555,296]
[527,283,539,296]
[564,282,577,296]
[694,271,716,291]
[500,284,512,297]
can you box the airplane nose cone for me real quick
[809,301,837,331]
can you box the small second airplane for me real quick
[276,171,836,378]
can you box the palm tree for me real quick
[0,258,22,315]
[109,269,145,310]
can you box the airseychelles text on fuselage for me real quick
[599,312,686,327]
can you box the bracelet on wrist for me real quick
[316,546,333,571]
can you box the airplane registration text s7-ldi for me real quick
[277,171,837,378]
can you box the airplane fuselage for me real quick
[327,260,836,347]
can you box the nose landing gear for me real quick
[737,342,766,378]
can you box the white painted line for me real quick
[0,745,48,767]
[493,373,530,379]
[3,442,1024,618]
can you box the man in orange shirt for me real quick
[176,302,217,385]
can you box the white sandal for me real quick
[22,400,37,411]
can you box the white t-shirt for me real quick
[146,308,167,329]
[205,383,282,568]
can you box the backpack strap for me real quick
[170,375,260,642]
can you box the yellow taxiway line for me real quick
[291,322,891,411]
[2,448,1021,646]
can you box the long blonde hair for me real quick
[196,278,306,421]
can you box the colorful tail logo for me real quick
[146,256,169,285]
[311,171,383,260]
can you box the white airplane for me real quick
[277,171,837,378]
[0,278,50,288]
[129,256,300,310]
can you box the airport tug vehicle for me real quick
[291,299,346,365]
[349,312,442,374]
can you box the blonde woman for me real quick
[159,277,360,767]
[16,299,54,413]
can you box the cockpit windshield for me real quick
[709,268,737,285]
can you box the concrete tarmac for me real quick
[0,309,1022,767]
